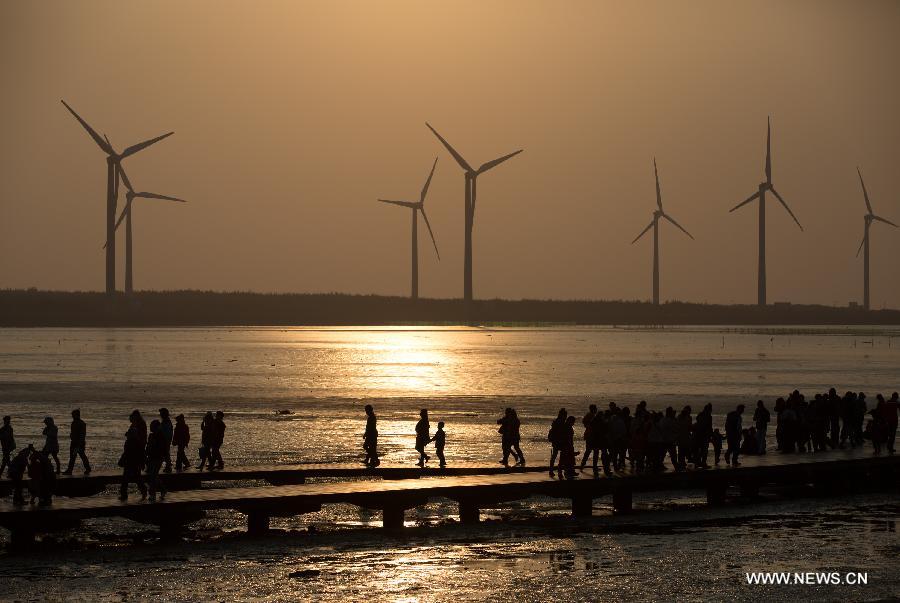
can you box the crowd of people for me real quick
[374,390,898,479]
[1,388,896,504]
[0,408,227,505]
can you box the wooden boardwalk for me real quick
[0,449,896,546]
[0,462,548,498]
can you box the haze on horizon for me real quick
[1,0,899,308]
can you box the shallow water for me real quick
[0,326,897,601]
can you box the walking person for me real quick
[8,445,32,505]
[42,416,61,474]
[753,400,770,454]
[559,416,578,480]
[675,406,693,468]
[579,404,597,469]
[119,410,148,501]
[173,414,191,471]
[547,408,567,477]
[415,409,430,467]
[884,392,899,454]
[363,404,380,467]
[725,404,745,466]
[198,411,214,470]
[693,404,713,468]
[62,409,91,475]
[159,408,174,473]
[507,408,525,466]
[207,411,226,471]
[432,421,447,468]
[0,416,15,477]
[145,420,167,501]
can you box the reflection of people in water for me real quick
[364,405,380,467]
[415,409,430,467]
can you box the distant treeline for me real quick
[1,289,898,327]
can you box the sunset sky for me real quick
[1,0,899,307]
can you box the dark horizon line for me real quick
[1,287,894,312]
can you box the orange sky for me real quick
[1,1,899,307]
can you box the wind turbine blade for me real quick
[730,191,761,212]
[135,192,186,202]
[872,215,898,228]
[419,208,440,260]
[631,221,654,244]
[115,198,132,232]
[61,100,113,155]
[377,199,417,208]
[477,149,523,174]
[425,123,473,172]
[769,185,803,231]
[765,116,772,184]
[856,233,865,258]
[121,131,174,159]
[654,157,662,210]
[662,213,694,239]
[420,157,438,204]
[116,163,134,193]
[857,167,873,214]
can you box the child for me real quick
[432,422,447,468]
[711,429,725,465]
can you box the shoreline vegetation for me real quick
[2,289,899,328]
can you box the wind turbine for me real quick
[426,123,522,302]
[378,157,441,299]
[855,167,897,311]
[103,162,186,295]
[61,100,173,294]
[729,117,802,306]
[631,158,694,305]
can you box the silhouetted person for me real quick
[173,414,191,471]
[208,411,226,471]
[62,409,91,475]
[675,406,693,468]
[29,450,55,506]
[0,416,15,477]
[8,445,32,505]
[159,408,174,473]
[659,407,679,471]
[885,392,899,454]
[119,410,148,501]
[753,400,770,454]
[579,404,597,469]
[432,421,446,468]
[587,409,611,476]
[364,404,379,467]
[694,404,713,468]
[42,416,60,474]
[146,419,167,501]
[559,416,578,479]
[711,429,724,464]
[725,404,745,466]
[547,408,567,477]
[415,409,430,467]
[198,411,214,470]
[497,407,524,466]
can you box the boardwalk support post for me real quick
[458,501,480,524]
[8,524,36,550]
[247,511,271,535]
[612,488,632,514]
[382,507,405,530]
[572,495,593,518]
[706,482,727,505]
